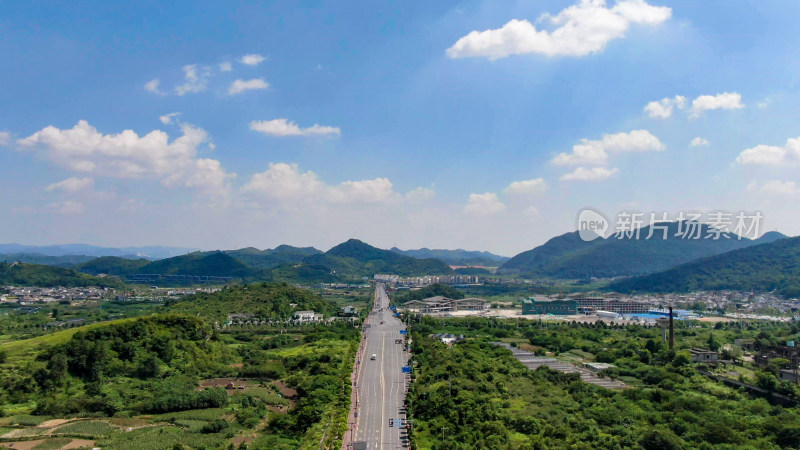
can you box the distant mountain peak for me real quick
[757,231,787,243]
[326,239,388,261]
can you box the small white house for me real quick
[294,310,323,322]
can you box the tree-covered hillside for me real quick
[165,282,337,320]
[0,262,123,288]
[133,251,262,278]
[71,240,453,285]
[390,247,508,266]
[0,280,359,448]
[75,256,151,275]
[502,222,758,279]
[306,239,453,278]
[408,318,800,449]
[0,253,95,268]
[609,236,800,297]
[500,231,598,273]
[225,245,321,269]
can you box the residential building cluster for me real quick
[374,274,480,287]
[126,274,234,285]
[624,291,800,319]
[2,286,114,304]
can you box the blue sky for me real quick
[2,0,800,255]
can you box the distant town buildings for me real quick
[126,274,233,285]
[2,286,114,304]
[521,297,578,315]
[374,274,480,287]
[403,296,487,314]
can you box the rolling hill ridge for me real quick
[608,236,800,297]
[501,221,779,279]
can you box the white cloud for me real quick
[242,163,399,206]
[240,54,266,66]
[690,137,709,147]
[446,0,671,60]
[159,112,182,125]
[329,178,396,204]
[46,200,84,215]
[0,131,10,146]
[646,92,744,118]
[405,187,435,203]
[552,130,663,166]
[503,178,548,195]
[45,177,94,193]
[690,92,744,117]
[747,180,799,196]
[175,65,210,96]
[644,95,686,118]
[560,166,619,181]
[219,62,233,72]
[17,120,234,196]
[464,193,506,215]
[144,79,163,95]
[228,78,270,95]
[249,119,341,137]
[242,163,322,203]
[736,137,800,166]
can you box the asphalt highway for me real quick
[351,282,410,449]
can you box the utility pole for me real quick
[668,306,674,350]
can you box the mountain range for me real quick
[389,248,508,267]
[608,235,800,297]
[0,244,198,260]
[499,222,785,279]
[72,239,452,284]
[3,227,798,296]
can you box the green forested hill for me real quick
[502,222,761,279]
[390,247,508,266]
[0,253,96,268]
[71,240,451,284]
[500,231,599,273]
[133,251,263,279]
[225,245,321,269]
[165,282,337,320]
[75,256,151,275]
[305,239,453,278]
[0,262,124,288]
[268,262,338,284]
[78,252,269,281]
[608,236,800,297]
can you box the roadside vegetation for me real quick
[407,316,800,449]
[0,282,360,449]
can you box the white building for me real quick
[294,310,324,322]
